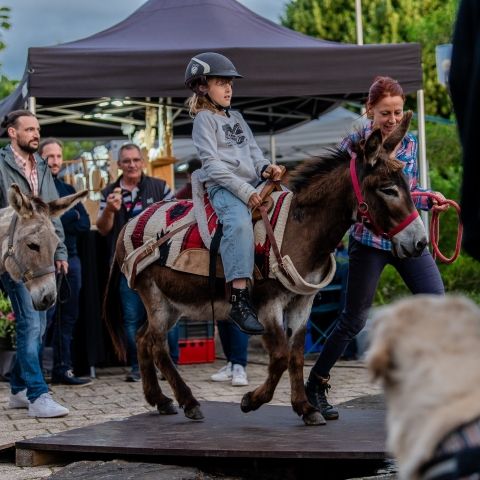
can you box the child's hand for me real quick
[262,164,284,181]
[248,192,262,209]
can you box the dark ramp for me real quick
[15,401,387,474]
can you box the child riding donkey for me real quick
[185,52,284,335]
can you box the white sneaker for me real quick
[231,364,248,387]
[210,362,233,382]
[28,393,69,418]
[9,389,29,409]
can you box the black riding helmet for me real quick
[185,52,242,94]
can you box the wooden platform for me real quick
[15,401,387,469]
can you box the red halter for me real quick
[349,153,419,239]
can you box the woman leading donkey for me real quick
[305,76,447,421]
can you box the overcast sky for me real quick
[0,0,287,80]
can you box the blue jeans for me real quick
[119,275,179,371]
[311,237,445,378]
[217,320,249,367]
[208,186,254,282]
[1,272,48,402]
[47,256,82,377]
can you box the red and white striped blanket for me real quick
[121,191,293,287]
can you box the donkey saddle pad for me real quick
[121,191,293,287]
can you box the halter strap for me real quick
[350,153,419,239]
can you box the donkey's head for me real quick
[355,111,427,258]
[1,184,88,310]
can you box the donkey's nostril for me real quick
[416,239,427,252]
[34,293,56,311]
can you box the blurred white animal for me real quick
[367,295,480,480]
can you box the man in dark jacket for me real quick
[97,143,178,382]
[0,110,69,418]
[39,138,92,387]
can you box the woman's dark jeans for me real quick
[311,237,445,378]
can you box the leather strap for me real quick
[209,222,223,320]
[258,204,295,285]
[251,165,286,221]
[350,154,419,239]
[128,220,196,287]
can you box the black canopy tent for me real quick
[0,0,422,138]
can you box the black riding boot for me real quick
[305,372,339,420]
[229,288,264,335]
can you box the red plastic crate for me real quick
[178,338,215,365]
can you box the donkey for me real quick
[0,184,88,311]
[105,111,427,425]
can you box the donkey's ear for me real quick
[383,110,413,154]
[363,128,383,167]
[48,190,88,218]
[8,184,34,218]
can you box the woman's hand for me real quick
[262,164,284,181]
[432,191,449,212]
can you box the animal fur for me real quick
[367,294,480,480]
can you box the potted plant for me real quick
[0,290,15,351]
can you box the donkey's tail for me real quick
[103,257,127,363]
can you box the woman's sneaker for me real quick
[211,362,233,382]
[231,364,248,387]
[28,393,69,418]
[8,389,29,409]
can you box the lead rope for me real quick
[411,192,463,264]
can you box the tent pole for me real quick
[355,0,364,45]
[416,88,430,238]
[28,96,36,114]
[270,134,276,164]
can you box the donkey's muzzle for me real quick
[33,291,56,311]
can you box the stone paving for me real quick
[0,352,383,479]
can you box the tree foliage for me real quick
[0,6,14,99]
[0,6,10,53]
[281,0,458,117]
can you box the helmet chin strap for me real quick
[206,94,230,117]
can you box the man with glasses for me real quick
[97,143,176,382]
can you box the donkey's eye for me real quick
[27,243,40,252]
[379,186,399,197]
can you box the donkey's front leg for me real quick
[289,328,325,426]
[241,320,288,413]
[286,299,326,426]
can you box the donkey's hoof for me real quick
[303,410,326,426]
[240,392,254,412]
[184,405,204,421]
[157,400,178,415]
